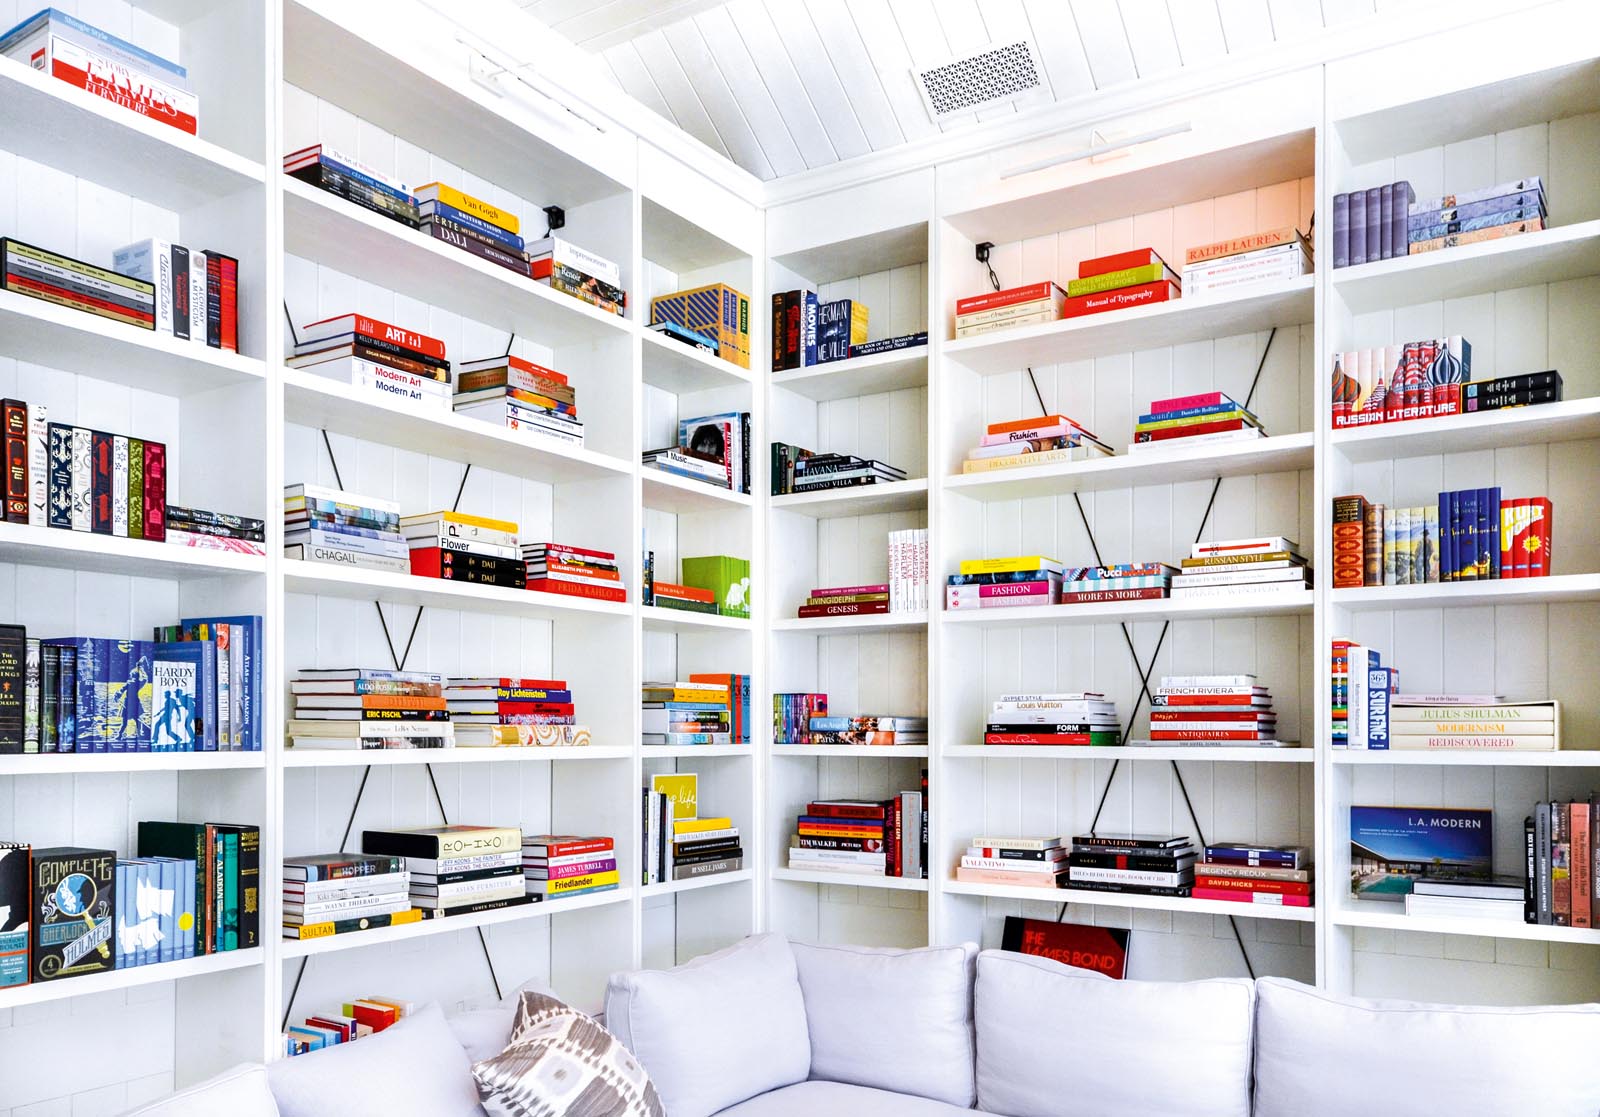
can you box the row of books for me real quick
[526,542,628,603]
[1331,180,1413,267]
[788,792,926,878]
[0,821,260,987]
[773,692,827,744]
[641,552,751,617]
[652,284,750,368]
[1329,337,1470,427]
[960,413,1112,474]
[956,836,1067,889]
[641,677,750,746]
[644,775,741,885]
[286,995,415,1056]
[1331,490,1554,588]
[772,291,899,368]
[1067,834,1195,897]
[1132,391,1265,452]
[1333,176,1547,266]
[645,412,752,493]
[0,617,262,754]
[771,445,905,495]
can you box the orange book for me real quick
[1185,227,1300,266]
[652,581,715,603]
[526,578,626,603]
[986,414,1078,436]
[1574,803,1592,930]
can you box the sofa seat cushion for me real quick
[716,1081,984,1117]
[974,949,1254,1117]
[605,933,810,1117]
[1254,976,1600,1116]
[791,941,977,1107]
[122,1064,279,1117]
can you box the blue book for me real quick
[55,644,75,751]
[1485,486,1502,578]
[1438,492,1453,584]
[151,642,205,752]
[808,717,851,732]
[53,638,106,753]
[309,155,418,208]
[1456,489,1476,579]
[113,863,130,969]
[801,291,819,367]
[1364,667,1391,751]
[0,9,188,79]
[156,857,178,965]
[418,199,524,251]
[105,639,133,753]
[184,616,260,751]
[46,423,72,529]
[1349,804,1492,898]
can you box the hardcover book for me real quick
[1349,806,1492,899]
[0,843,27,986]
[31,847,115,981]
[1000,915,1130,978]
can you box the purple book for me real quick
[1365,188,1382,263]
[1333,193,1350,268]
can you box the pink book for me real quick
[1149,391,1238,413]
[1191,886,1312,907]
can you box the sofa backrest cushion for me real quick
[791,940,978,1107]
[123,1064,280,1117]
[448,976,560,1063]
[1254,976,1600,1116]
[975,949,1254,1117]
[268,1002,485,1117]
[605,933,810,1117]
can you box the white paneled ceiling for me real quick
[508,0,1529,181]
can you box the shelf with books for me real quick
[0,752,267,775]
[770,349,929,402]
[943,745,1312,763]
[640,326,755,394]
[771,612,930,634]
[281,367,633,485]
[1330,750,1600,767]
[640,469,755,515]
[282,559,634,621]
[771,744,930,758]
[0,289,268,397]
[941,591,1314,628]
[0,945,264,1011]
[1331,902,1600,945]
[640,744,752,759]
[942,878,1316,922]
[1331,574,1600,612]
[771,478,929,519]
[770,867,930,892]
[640,605,752,635]
[944,432,1314,501]
[281,745,634,767]
[0,522,267,579]
[638,867,753,898]
[0,55,266,207]
[942,275,1313,376]
[1330,219,1600,315]
[1329,397,1600,462]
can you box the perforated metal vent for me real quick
[914,41,1044,120]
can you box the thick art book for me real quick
[1350,806,1491,899]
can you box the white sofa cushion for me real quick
[605,933,810,1117]
[791,940,977,1107]
[449,976,560,1063]
[122,1064,279,1117]
[715,1081,983,1117]
[1254,976,1600,1116]
[268,1002,484,1117]
[974,949,1253,1117]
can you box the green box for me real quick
[682,555,751,618]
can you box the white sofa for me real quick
[124,934,1600,1116]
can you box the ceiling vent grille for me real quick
[914,41,1044,120]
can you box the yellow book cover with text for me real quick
[415,183,519,233]
[674,816,733,834]
[652,773,699,821]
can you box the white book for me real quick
[1160,674,1257,686]
[1126,428,1264,452]
[960,855,1062,873]
[111,435,129,537]
[288,543,411,574]
[26,403,46,526]
[1169,568,1309,587]
[112,240,173,335]
[1169,583,1310,598]
[525,236,620,285]
[1068,866,1192,887]
[70,427,91,532]
[189,250,208,347]
[283,482,400,514]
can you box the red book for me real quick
[955,281,1062,315]
[1192,875,1312,896]
[301,313,448,361]
[408,548,523,583]
[1574,803,1592,929]
[652,581,714,603]
[506,356,567,386]
[1,400,25,523]
[1060,281,1179,319]
[1190,887,1311,907]
[465,701,574,716]
[1133,418,1251,443]
[1150,391,1234,413]
[452,678,567,689]
[1155,695,1267,706]
[525,577,626,603]
[1149,730,1273,740]
[1059,587,1167,603]
[1001,916,1129,979]
[889,796,904,877]
[143,441,166,541]
[524,836,614,857]
[1150,711,1276,722]
[527,542,616,562]
[210,252,239,353]
[797,602,890,618]
[983,733,1103,745]
[806,803,888,820]
[1077,247,1167,279]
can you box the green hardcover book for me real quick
[137,821,211,956]
[682,555,751,619]
[212,824,258,950]
[127,438,144,539]
[1065,263,1173,297]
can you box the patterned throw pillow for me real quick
[472,991,665,1117]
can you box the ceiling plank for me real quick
[705,2,839,169]
[1069,0,1138,87]
[693,6,810,178]
[933,0,1016,123]
[603,40,677,123]
[1267,0,1324,39]
[804,0,907,152]
[1117,0,1183,78]
[758,0,873,161]
[886,0,977,132]
[1214,0,1275,52]
[630,28,733,160]
[1165,0,1228,66]
[661,19,776,178]
[842,0,943,143]
[1020,0,1096,100]
[573,0,733,51]
[1320,0,1376,24]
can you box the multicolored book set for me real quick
[1330,339,1561,428]
[946,556,1178,610]
[961,412,1113,473]
[770,291,908,368]
[287,668,453,752]
[1182,228,1310,295]
[773,692,828,744]
[1130,674,1293,748]
[983,692,1121,746]
[282,852,414,941]
[790,792,926,878]
[770,442,904,494]
[449,676,591,749]
[644,774,740,885]
[1529,800,1597,926]
[652,284,750,367]
[1131,391,1265,452]
[286,994,416,1055]
[454,354,583,448]
[1067,833,1195,898]
[1330,641,1396,750]
[646,411,752,492]
[642,677,748,747]
[525,834,618,899]
[1331,491,1553,587]
[526,542,626,603]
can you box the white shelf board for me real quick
[770,349,929,401]
[283,746,632,767]
[641,744,752,758]
[1331,750,1600,767]
[640,605,752,635]
[772,611,929,634]
[639,327,754,394]
[283,179,630,349]
[943,879,1315,921]
[771,744,929,758]
[1333,902,1600,945]
[1330,398,1600,462]
[772,867,930,891]
[1331,220,1600,314]
[639,869,752,898]
[0,752,265,775]
[640,469,754,514]
[282,368,632,485]
[0,947,262,1010]
[771,478,928,518]
[1332,574,1600,612]
[282,560,633,621]
[771,223,927,285]
[944,745,1311,762]
[281,890,633,958]
[0,290,267,396]
[943,276,1313,375]
[945,433,1313,502]
[941,591,1314,627]
[0,522,266,578]
[0,58,264,207]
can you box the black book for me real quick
[0,624,23,754]
[1071,834,1191,850]
[212,824,259,950]
[1070,850,1197,872]
[32,847,115,981]
[1067,879,1192,898]
[425,894,534,919]
[411,864,520,887]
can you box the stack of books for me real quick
[3,9,198,133]
[1386,695,1561,753]
[530,235,626,315]
[645,411,752,493]
[290,313,451,413]
[955,836,1067,889]
[1059,562,1177,604]
[946,556,1064,610]
[416,183,530,278]
[1131,391,1264,452]
[954,281,1065,338]
[1409,177,1545,256]
[284,144,419,228]
[1192,844,1313,908]
[1529,800,1595,927]
[1332,181,1414,267]
[447,676,588,748]
[1168,536,1309,599]
[113,238,238,349]
[799,582,890,619]
[789,795,923,878]
[771,289,922,368]
[1183,229,1310,294]
[283,484,408,573]
[453,354,583,447]
[1329,337,1475,427]
[281,853,413,941]
[805,715,927,747]
[363,826,528,919]
[288,668,453,751]
[1406,877,1525,922]
[1,237,155,333]
[523,542,626,603]
[772,451,904,494]
[1067,834,1196,897]
[1063,248,1180,318]
[984,692,1120,746]
[524,835,619,901]
[686,673,750,744]
[286,996,415,1055]
[961,412,1113,474]
[642,679,731,746]
[1336,490,1553,586]
[888,530,929,613]
[773,692,827,744]
[406,510,523,588]
[1135,675,1289,748]
[165,507,265,556]
[650,284,750,367]
[1331,642,1397,750]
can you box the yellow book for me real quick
[652,773,698,821]
[399,510,520,533]
[958,555,1063,576]
[415,182,519,234]
[287,908,422,940]
[642,688,727,703]
[673,817,733,834]
[962,447,1107,473]
[540,870,620,893]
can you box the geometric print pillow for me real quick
[472,991,665,1117]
